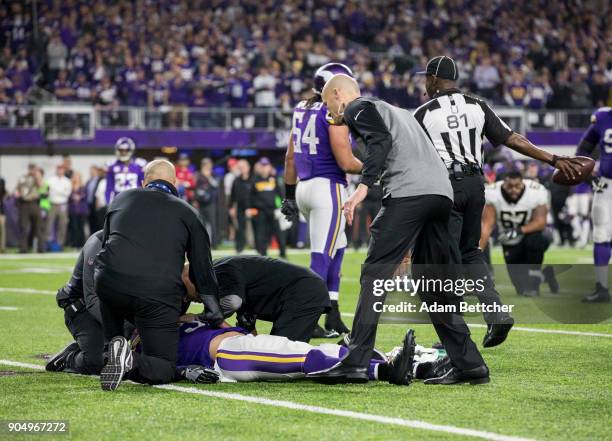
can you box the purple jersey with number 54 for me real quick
[292,100,347,186]
[579,107,612,178]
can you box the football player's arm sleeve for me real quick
[346,101,392,188]
[480,101,513,146]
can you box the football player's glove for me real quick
[179,365,220,384]
[236,311,257,332]
[498,227,523,245]
[197,294,225,327]
[280,198,299,221]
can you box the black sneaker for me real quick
[424,364,490,385]
[582,283,611,303]
[543,266,559,294]
[100,336,133,391]
[325,301,350,334]
[311,324,339,339]
[45,342,79,372]
[387,329,416,386]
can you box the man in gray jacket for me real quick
[308,74,488,385]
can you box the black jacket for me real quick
[95,182,218,311]
[249,175,281,211]
[213,255,326,321]
[56,230,104,323]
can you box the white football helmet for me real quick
[114,137,136,162]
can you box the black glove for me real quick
[498,227,523,244]
[198,294,224,327]
[179,365,220,384]
[236,311,257,332]
[280,198,299,221]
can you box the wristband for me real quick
[550,155,560,166]
[285,184,296,199]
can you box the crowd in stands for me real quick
[0,0,609,120]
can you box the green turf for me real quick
[0,247,610,441]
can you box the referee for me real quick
[308,74,489,385]
[414,56,583,347]
[95,159,222,391]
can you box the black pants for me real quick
[64,309,105,375]
[253,209,286,257]
[199,204,217,247]
[448,174,506,323]
[343,194,484,371]
[270,278,330,343]
[97,284,180,385]
[503,231,551,294]
[68,214,86,248]
[354,200,381,248]
[235,208,247,253]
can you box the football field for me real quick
[0,247,610,441]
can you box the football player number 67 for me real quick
[292,112,319,155]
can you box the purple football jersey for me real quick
[177,322,248,369]
[105,157,146,204]
[580,107,612,178]
[291,100,347,185]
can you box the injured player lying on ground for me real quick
[130,319,447,386]
[174,264,448,385]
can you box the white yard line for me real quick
[0,359,539,441]
[340,312,612,338]
[0,287,55,295]
[0,306,19,310]
[0,252,80,260]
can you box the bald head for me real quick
[321,74,361,121]
[143,159,177,186]
[322,74,360,100]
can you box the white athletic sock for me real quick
[595,266,609,289]
[329,291,339,301]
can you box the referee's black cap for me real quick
[416,56,459,80]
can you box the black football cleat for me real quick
[582,283,611,303]
[387,329,416,385]
[414,355,452,380]
[100,336,133,391]
[307,361,368,384]
[424,364,490,385]
[325,301,350,335]
[311,324,339,339]
[483,314,514,348]
[543,266,559,294]
[45,341,79,372]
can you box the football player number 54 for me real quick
[292,112,319,155]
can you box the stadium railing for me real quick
[0,104,594,135]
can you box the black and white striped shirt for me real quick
[413,89,512,168]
